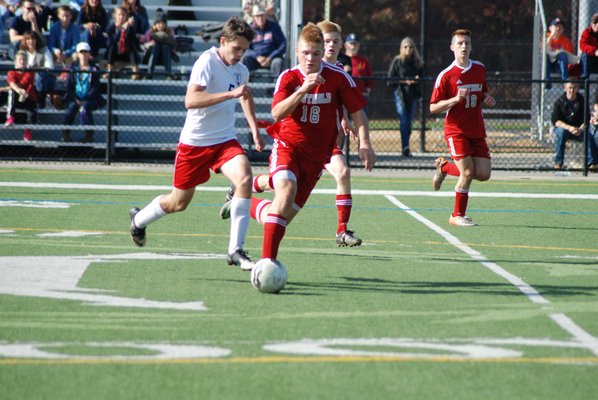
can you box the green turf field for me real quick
[1,166,597,399]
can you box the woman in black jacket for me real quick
[387,37,423,157]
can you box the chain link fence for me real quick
[0,66,595,173]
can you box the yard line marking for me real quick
[384,195,598,357]
[1,355,597,366]
[1,182,598,200]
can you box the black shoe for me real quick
[402,147,412,157]
[226,249,254,271]
[129,207,146,247]
[336,230,362,247]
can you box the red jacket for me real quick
[7,70,38,102]
[579,27,598,56]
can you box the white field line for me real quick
[1,182,598,200]
[384,195,598,357]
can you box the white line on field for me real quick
[1,182,597,200]
[384,194,598,357]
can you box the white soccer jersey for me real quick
[179,46,250,147]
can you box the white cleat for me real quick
[448,215,478,227]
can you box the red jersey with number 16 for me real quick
[430,60,488,139]
[270,62,366,165]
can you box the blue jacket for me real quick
[48,21,81,58]
[249,20,286,60]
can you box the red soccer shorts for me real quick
[173,139,245,190]
[269,138,323,208]
[445,135,491,161]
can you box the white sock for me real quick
[228,197,250,254]
[134,195,167,228]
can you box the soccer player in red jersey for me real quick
[429,29,496,227]
[249,23,376,264]
[242,20,363,247]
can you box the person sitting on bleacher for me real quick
[20,30,55,108]
[545,18,579,83]
[47,6,81,66]
[580,13,598,79]
[77,0,109,61]
[105,5,140,79]
[60,42,106,143]
[142,12,177,80]
[5,50,38,142]
[121,0,149,46]
[241,4,286,78]
[8,0,45,59]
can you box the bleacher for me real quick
[0,1,280,162]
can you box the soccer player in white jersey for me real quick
[429,29,496,227]
[128,17,265,270]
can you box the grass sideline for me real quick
[1,166,597,399]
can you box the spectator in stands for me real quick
[60,42,106,143]
[48,6,81,66]
[20,30,55,108]
[387,36,423,157]
[344,33,373,114]
[0,1,12,47]
[545,17,578,83]
[551,79,597,170]
[588,95,598,172]
[8,0,45,59]
[77,0,109,60]
[242,1,277,24]
[142,13,177,80]
[122,0,149,45]
[5,50,38,142]
[579,13,598,78]
[241,4,286,78]
[105,6,141,79]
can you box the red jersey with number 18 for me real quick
[430,60,488,139]
[271,62,366,165]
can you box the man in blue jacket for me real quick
[48,5,81,65]
[241,4,286,77]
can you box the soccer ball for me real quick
[251,258,288,293]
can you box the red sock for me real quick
[453,190,469,217]
[336,194,352,234]
[250,197,271,223]
[252,175,264,193]
[262,214,287,259]
[442,162,460,177]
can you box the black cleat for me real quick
[226,249,254,271]
[336,230,362,247]
[220,184,236,219]
[129,207,146,247]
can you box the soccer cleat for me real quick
[5,116,14,126]
[220,200,232,219]
[336,230,362,247]
[226,249,254,271]
[23,129,32,142]
[224,184,235,202]
[220,184,236,219]
[129,207,146,247]
[448,215,478,227]
[432,157,447,191]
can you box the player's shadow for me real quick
[285,277,598,298]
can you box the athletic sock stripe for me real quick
[336,200,353,206]
[264,216,287,226]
